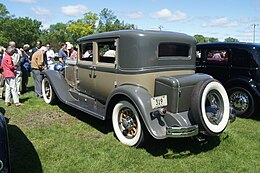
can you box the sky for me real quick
[2,0,260,42]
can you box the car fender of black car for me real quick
[224,75,260,98]
[0,112,10,173]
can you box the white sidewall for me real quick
[112,101,141,146]
[42,78,52,104]
[201,81,230,133]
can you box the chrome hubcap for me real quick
[119,108,137,139]
[205,90,223,125]
[230,91,249,113]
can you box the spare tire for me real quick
[191,79,230,136]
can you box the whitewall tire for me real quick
[42,77,56,104]
[191,79,230,136]
[112,100,144,147]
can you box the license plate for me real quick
[151,95,167,109]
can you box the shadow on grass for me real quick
[19,96,31,103]
[251,112,260,121]
[54,102,226,158]
[57,102,113,134]
[144,135,224,159]
[7,124,42,173]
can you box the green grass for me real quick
[1,77,260,173]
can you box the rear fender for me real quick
[224,76,260,98]
[106,85,167,139]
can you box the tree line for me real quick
[0,3,239,51]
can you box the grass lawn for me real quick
[1,77,260,173]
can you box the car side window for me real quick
[231,48,252,67]
[79,43,93,61]
[205,49,229,62]
[97,41,116,64]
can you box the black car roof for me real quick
[197,42,260,49]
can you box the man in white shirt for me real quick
[46,43,55,70]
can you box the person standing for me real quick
[46,43,55,69]
[58,43,68,65]
[0,46,5,99]
[31,46,47,98]
[68,45,78,61]
[9,41,22,95]
[2,46,22,106]
[20,44,31,94]
[30,40,42,56]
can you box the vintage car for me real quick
[42,30,234,147]
[0,110,10,172]
[196,42,260,118]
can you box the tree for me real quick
[0,17,41,47]
[97,8,117,32]
[112,19,135,31]
[0,3,41,47]
[40,23,69,51]
[224,37,239,42]
[208,37,219,42]
[194,34,207,43]
[0,3,9,18]
[194,34,219,43]
[97,8,135,33]
[67,11,98,43]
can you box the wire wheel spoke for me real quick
[119,108,137,138]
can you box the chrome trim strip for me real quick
[166,125,199,138]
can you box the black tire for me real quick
[191,79,230,136]
[228,87,255,118]
[112,100,145,147]
[42,77,57,104]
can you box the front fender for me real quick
[0,112,10,173]
[41,70,73,102]
[106,85,167,139]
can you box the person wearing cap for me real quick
[2,46,22,106]
[68,44,78,61]
[31,46,47,98]
[20,44,31,94]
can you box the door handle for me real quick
[89,66,96,78]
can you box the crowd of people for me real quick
[0,40,77,107]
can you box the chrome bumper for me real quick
[166,125,199,138]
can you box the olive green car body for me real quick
[42,30,230,141]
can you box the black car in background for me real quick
[196,42,260,118]
[0,111,10,173]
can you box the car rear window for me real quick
[158,43,190,58]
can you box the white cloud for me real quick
[11,0,36,3]
[61,5,88,16]
[127,11,144,19]
[32,7,51,16]
[151,8,189,22]
[203,17,238,27]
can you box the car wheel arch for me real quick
[105,85,167,140]
[224,78,256,117]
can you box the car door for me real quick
[230,47,256,79]
[77,42,96,96]
[93,39,118,102]
[197,46,231,83]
